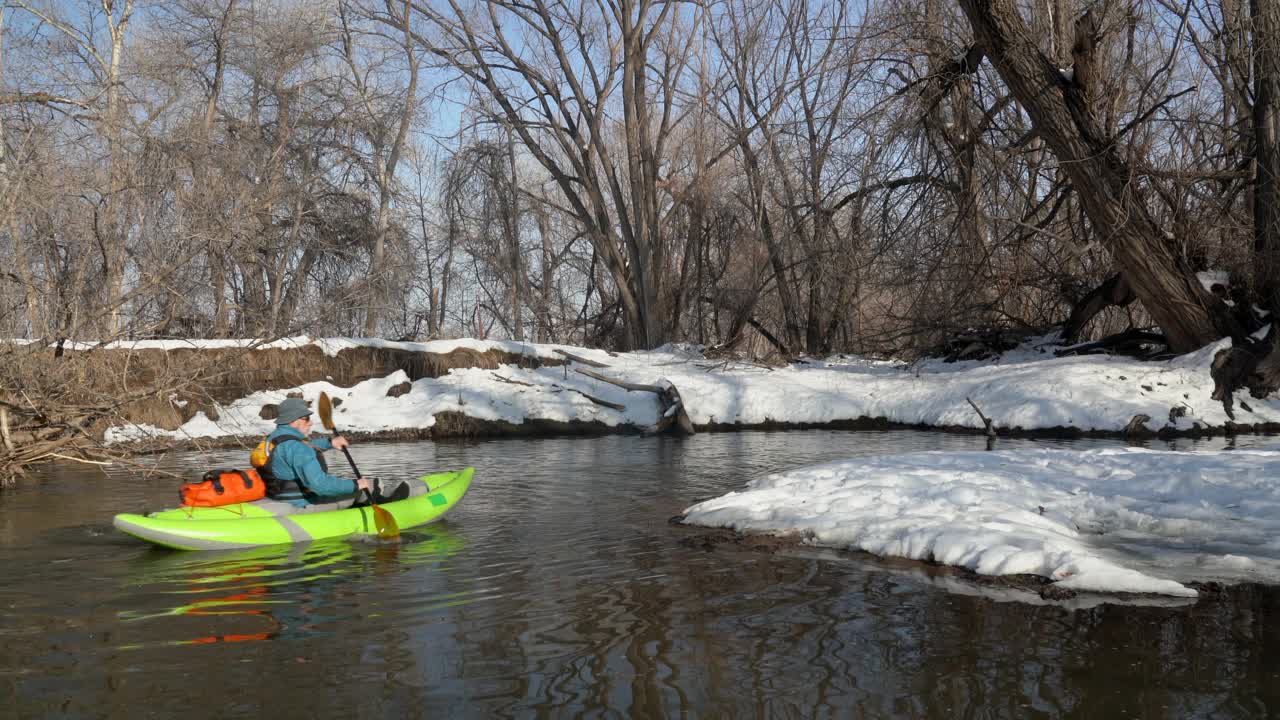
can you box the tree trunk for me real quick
[1254,0,1280,310]
[535,204,555,343]
[958,0,1242,352]
[0,9,40,336]
[102,1,134,337]
[504,126,523,341]
[202,1,236,339]
[360,0,419,337]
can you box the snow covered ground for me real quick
[104,334,1280,444]
[682,447,1280,597]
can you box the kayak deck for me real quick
[114,467,473,550]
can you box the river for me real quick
[3,431,1279,718]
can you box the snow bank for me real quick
[683,447,1280,596]
[104,334,1280,444]
[16,335,587,359]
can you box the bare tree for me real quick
[957,0,1244,352]
[340,0,422,336]
[396,0,702,349]
[7,0,138,337]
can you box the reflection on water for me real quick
[113,530,471,649]
[2,430,1280,718]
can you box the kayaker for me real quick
[262,397,381,505]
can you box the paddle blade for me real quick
[373,503,400,540]
[317,391,335,431]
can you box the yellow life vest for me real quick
[249,440,274,470]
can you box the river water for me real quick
[3,430,1279,718]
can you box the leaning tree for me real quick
[958,0,1280,413]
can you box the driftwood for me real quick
[574,367,695,435]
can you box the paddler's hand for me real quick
[332,435,351,450]
[354,477,373,492]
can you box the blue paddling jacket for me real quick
[263,426,358,504]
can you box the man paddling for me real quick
[262,398,405,506]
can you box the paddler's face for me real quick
[290,415,313,435]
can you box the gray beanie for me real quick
[275,397,312,425]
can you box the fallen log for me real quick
[573,367,694,435]
[1055,329,1167,358]
[574,367,662,393]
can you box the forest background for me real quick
[4,0,1280,474]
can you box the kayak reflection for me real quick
[116,528,469,649]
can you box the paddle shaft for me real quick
[316,391,398,538]
[334,436,374,504]
[331,429,383,517]
[335,430,388,520]
[339,446,362,479]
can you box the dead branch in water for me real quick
[965,397,997,437]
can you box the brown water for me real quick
[3,431,1279,718]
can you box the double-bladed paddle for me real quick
[317,391,399,540]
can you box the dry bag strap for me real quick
[201,469,255,494]
[260,436,299,479]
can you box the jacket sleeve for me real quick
[309,436,334,452]
[286,442,355,497]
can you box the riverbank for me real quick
[95,334,1280,447]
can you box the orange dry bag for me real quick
[180,469,266,507]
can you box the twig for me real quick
[27,452,113,466]
[550,384,626,411]
[1115,86,1197,141]
[490,372,535,387]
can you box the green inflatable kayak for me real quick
[114,467,473,550]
